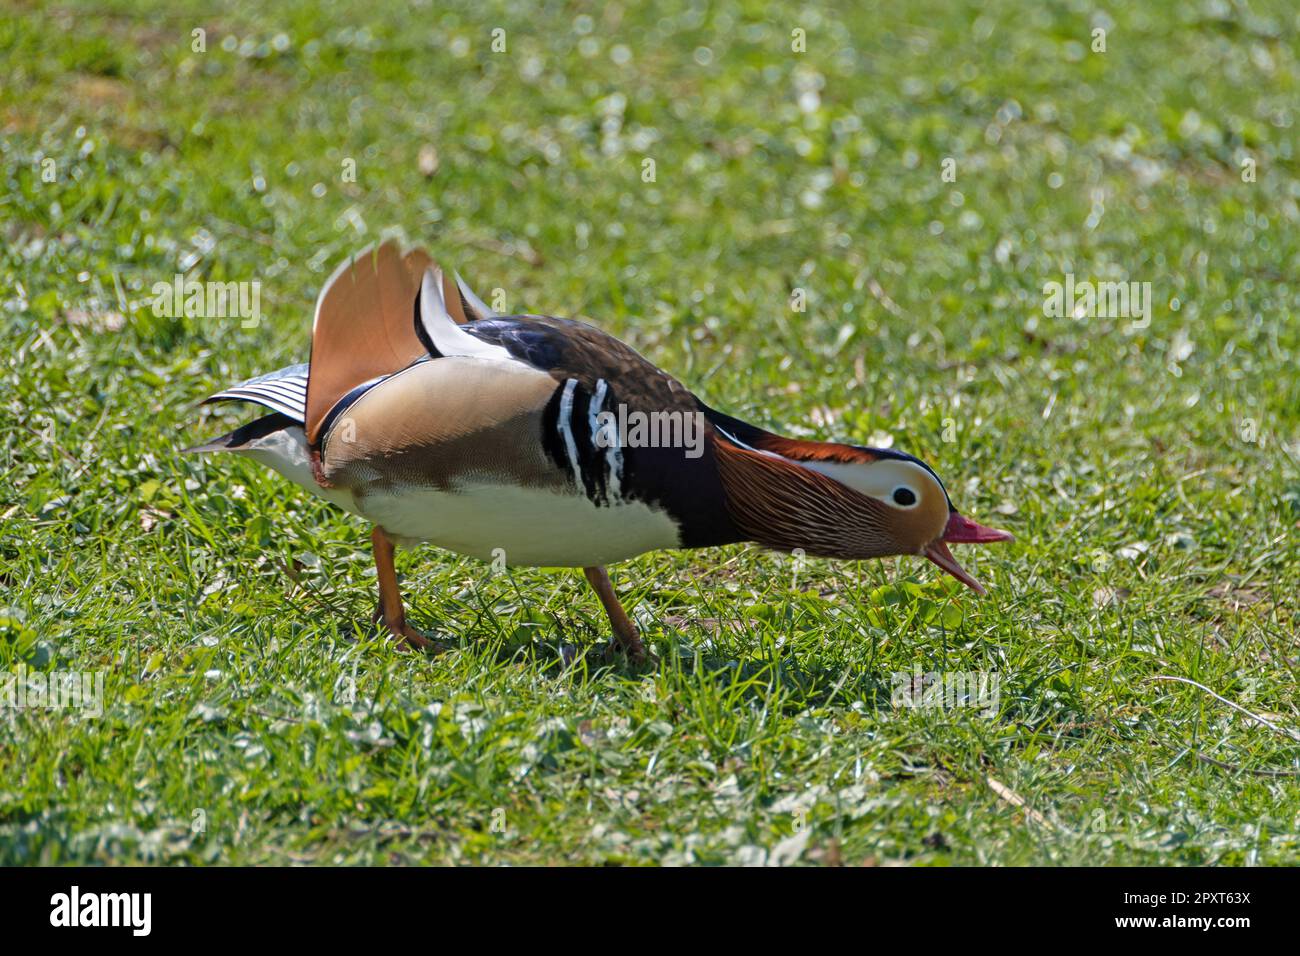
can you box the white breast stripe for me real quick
[587,378,624,504]
[558,378,581,489]
[588,378,607,434]
[602,384,624,502]
[587,378,608,501]
[607,444,623,501]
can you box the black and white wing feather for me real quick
[202,363,309,423]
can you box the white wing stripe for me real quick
[417,268,513,363]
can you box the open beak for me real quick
[923,512,1014,595]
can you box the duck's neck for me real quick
[712,437,894,559]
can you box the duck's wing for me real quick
[459,314,697,413]
[304,240,513,441]
[315,272,564,480]
[303,240,444,445]
[201,363,309,422]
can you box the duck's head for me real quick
[813,450,1013,594]
[713,434,1014,593]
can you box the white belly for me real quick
[354,482,681,567]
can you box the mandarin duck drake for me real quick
[187,240,1012,662]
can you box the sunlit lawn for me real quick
[1,0,1298,864]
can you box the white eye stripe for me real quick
[800,457,938,505]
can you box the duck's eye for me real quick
[892,486,917,507]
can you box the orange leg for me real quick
[371,527,437,651]
[583,566,649,664]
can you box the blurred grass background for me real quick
[1,0,1298,864]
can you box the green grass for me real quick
[2,0,1298,865]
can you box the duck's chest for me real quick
[353,481,682,567]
